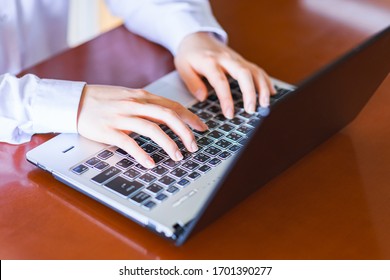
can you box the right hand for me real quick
[77,85,208,168]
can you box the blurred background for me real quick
[68,0,122,47]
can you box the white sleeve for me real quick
[0,73,85,144]
[105,0,228,55]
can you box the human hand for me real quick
[174,32,276,119]
[77,85,208,168]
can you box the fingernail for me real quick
[144,158,155,168]
[191,141,198,152]
[226,107,234,119]
[175,150,184,161]
[262,95,270,107]
[194,89,205,101]
[247,102,256,114]
[201,122,209,130]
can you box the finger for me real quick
[218,58,257,114]
[175,60,208,101]
[253,68,272,107]
[109,130,156,168]
[199,61,234,119]
[266,75,277,95]
[112,116,185,161]
[124,103,199,153]
[258,67,277,95]
[140,95,208,132]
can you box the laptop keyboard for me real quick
[71,80,292,211]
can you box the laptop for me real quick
[26,26,390,246]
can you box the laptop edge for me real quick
[176,25,390,245]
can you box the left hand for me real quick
[174,32,276,119]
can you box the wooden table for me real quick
[1,0,389,259]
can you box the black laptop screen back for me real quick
[178,26,390,245]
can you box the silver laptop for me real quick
[26,26,390,245]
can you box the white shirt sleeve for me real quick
[0,73,85,144]
[105,0,228,54]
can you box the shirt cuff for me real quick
[32,79,85,134]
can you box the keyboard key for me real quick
[181,151,193,160]
[229,79,239,89]
[115,148,128,157]
[97,150,114,160]
[170,168,188,179]
[218,151,232,159]
[247,117,261,127]
[214,114,227,122]
[219,123,235,132]
[72,164,89,175]
[91,166,121,184]
[158,176,176,187]
[150,165,169,176]
[156,193,168,202]
[142,144,158,154]
[85,157,101,167]
[206,105,221,114]
[174,140,185,150]
[207,94,218,102]
[187,171,201,180]
[197,111,213,121]
[234,101,244,109]
[188,107,198,113]
[193,129,208,136]
[237,125,253,135]
[226,132,243,142]
[229,117,245,126]
[197,137,213,146]
[204,146,222,156]
[208,130,224,139]
[130,191,151,205]
[146,183,164,195]
[166,185,179,194]
[159,124,170,132]
[198,165,211,173]
[134,137,146,147]
[139,135,151,141]
[142,200,157,210]
[205,119,220,129]
[104,177,144,197]
[192,100,210,110]
[166,130,178,140]
[239,111,253,119]
[231,90,242,100]
[208,158,222,166]
[148,140,158,147]
[229,144,242,153]
[139,173,157,183]
[162,158,180,169]
[177,178,190,187]
[123,168,141,179]
[116,158,134,169]
[215,139,232,149]
[193,153,211,163]
[150,153,166,164]
[134,163,148,171]
[94,161,110,171]
[157,148,169,157]
[182,160,200,171]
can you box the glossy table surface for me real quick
[1,0,390,259]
